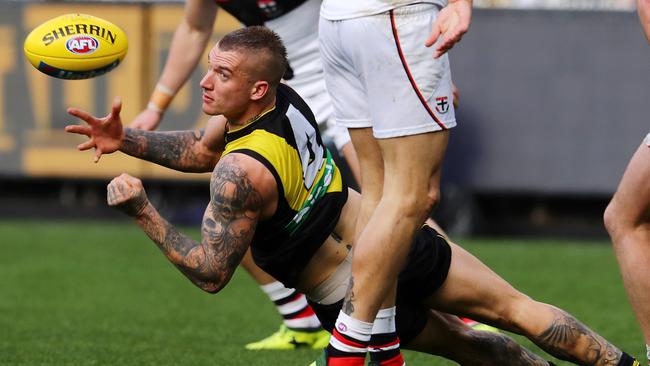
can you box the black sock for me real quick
[617,352,639,366]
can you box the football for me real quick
[23,13,128,80]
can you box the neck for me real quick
[227,94,276,130]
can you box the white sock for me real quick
[333,311,373,341]
[371,307,397,334]
[260,281,321,330]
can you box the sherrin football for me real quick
[24,13,128,80]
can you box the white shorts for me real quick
[319,3,456,139]
[644,132,650,146]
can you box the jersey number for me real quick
[287,105,324,189]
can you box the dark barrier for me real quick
[447,8,650,195]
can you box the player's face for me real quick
[200,46,255,119]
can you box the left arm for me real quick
[108,154,266,293]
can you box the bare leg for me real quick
[605,141,650,346]
[425,242,627,366]
[345,130,449,321]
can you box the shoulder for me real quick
[211,152,277,216]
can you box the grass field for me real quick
[0,220,644,365]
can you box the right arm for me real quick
[121,116,225,172]
[639,0,650,43]
[66,98,226,172]
[131,0,218,130]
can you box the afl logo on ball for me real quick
[66,36,99,55]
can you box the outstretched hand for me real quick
[425,0,472,58]
[65,96,125,163]
[107,173,149,217]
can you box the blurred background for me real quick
[0,0,647,237]
[0,1,649,365]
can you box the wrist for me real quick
[147,83,175,115]
[128,196,150,218]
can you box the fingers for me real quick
[64,124,91,136]
[106,173,143,208]
[67,107,99,126]
[106,181,118,207]
[94,147,103,163]
[111,96,122,118]
[107,175,129,206]
[425,22,442,48]
[77,139,95,151]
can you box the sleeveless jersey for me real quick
[222,84,348,287]
[216,0,308,26]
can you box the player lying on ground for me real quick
[65,27,638,366]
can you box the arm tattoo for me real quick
[533,308,621,366]
[121,128,210,172]
[133,154,263,293]
[201,155,263,287]
[465,331,549,365]
[342,276,356,315]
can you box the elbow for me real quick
[198,282,224,294]
[193,272,231,294]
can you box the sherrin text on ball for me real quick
[24,13,128,80]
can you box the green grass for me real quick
[0,220,644,365]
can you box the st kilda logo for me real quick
[66,35,99,55]
[435,96,449,114]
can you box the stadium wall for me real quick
[448,8,650,195]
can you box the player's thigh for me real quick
[609,136,650,224]
[378,130,449,199]
[349,128,382,187]
[423,242,529,328]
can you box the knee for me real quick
[387,186,440,221]
[604,199,624,239]
[603,198,650,249]
[488,292,536,335]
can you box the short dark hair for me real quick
[218,26,289,87]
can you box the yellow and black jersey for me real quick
[223,83,348,287]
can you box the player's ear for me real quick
[250,81,269,101]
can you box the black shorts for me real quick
[308,225,452,344]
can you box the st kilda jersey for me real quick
[216,0,308,26]
[222,84,348,287]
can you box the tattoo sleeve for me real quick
[133,154,263,293]
[533,308,622,366]
[121,128,218,173]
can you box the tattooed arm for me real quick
[121,123,223,173]
[107,153,272,293]
[66,98,225,172]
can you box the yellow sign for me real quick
[0,3,239,180]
